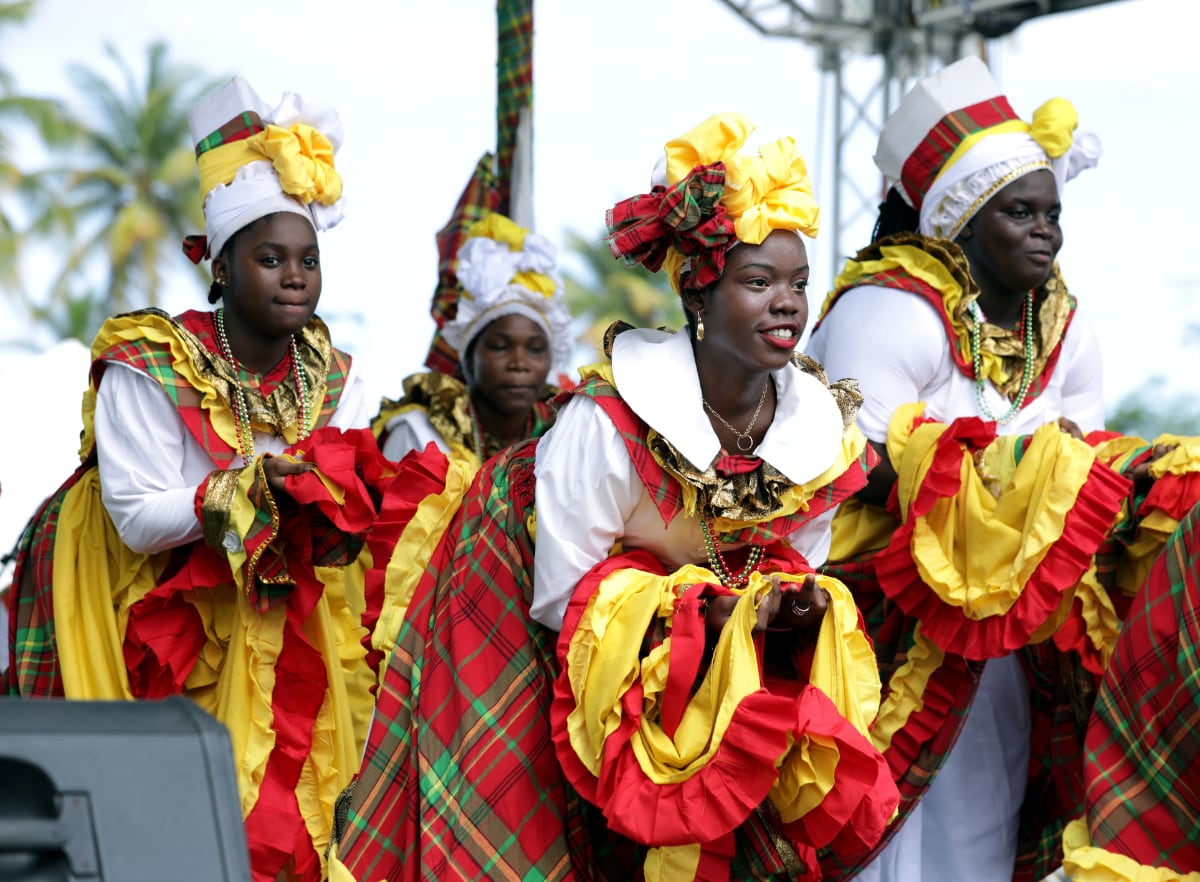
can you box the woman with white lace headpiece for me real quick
[373,212,573,471]
[806,56,1194,882]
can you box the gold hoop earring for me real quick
[696,315,705,341]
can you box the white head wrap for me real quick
[874,57,1101,240]
[187,77,347,261]
[441,218,573,386]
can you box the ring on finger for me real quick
[791,601,810,616]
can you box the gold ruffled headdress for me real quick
[182,77,346,263]
[605,113,820,293]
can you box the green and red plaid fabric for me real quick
[335,441,594,879]
[336,431,851,879]
[900,97,1019,211]
[605,163,737,291]
[184,112,269,261]
[6,460,93,696]
[193,110,266,157]
[494,0,532,215]
[1082,502,1200,869]
[423,155,501,376]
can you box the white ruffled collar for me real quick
[610,328,845,485]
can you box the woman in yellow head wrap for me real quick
[6,77,400,882]
[331,112,898,882]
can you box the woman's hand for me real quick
[703,573,828,635]
[1057,416,1085,441]
[262,454,314,497]
[770,573,828,633]
[1128,443,1179,494]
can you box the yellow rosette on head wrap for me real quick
[608,112,820,293]
[184,77,347,264]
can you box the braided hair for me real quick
[871,187,920,242]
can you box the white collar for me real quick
[610,328,845,485]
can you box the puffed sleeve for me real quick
[380,410,449,461]
[329,359,371,430]
[531,395,641,630]
[94,362,205,554]
[808,286,945,441]
[1056,306,1106,433]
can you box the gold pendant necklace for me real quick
[702,379,769,453]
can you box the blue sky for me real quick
[2,0,1198,554]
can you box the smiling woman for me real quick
[331,111,899,882]
[806,56,1200,882]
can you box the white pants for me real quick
[855,655,1032,882]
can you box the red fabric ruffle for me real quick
[874,419,1130,659]
[551,549,898,865]
[358,442,450,681]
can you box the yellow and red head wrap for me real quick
[606,113,820,293]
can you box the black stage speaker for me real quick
[0,695,251,881]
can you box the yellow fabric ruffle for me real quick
[829,496,900,563]
[53,468,162,698]
[1061,817,1200,882]
[372,455,478,676]
[889,402,1097,620]
[869,627,945,754]
[563,564,878,801]
[827,243,998,383]
[52,460,371,876]
[81,312,241,458]
[824,237,1074,401]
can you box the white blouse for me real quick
[531,328,850,630]
[380,409,449,462]
[805,284,1101,881]
[806,284,1105,441]
[94,358,368,555]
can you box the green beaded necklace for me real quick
[970,291,1035,426]
[700,517,764,589]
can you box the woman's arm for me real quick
[531,396,640,630]
[380,410,448,461]
[809,286,942,502]
[94,362,207,554]
[1057,307,1106,433]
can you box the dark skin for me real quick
[857,170,1168,503]
[210,212,320,495]
[679,230,828,633]
[467,314,553,449]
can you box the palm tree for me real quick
[0,0,76,295]
[562,229,683,361]
[32,41,217,339]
